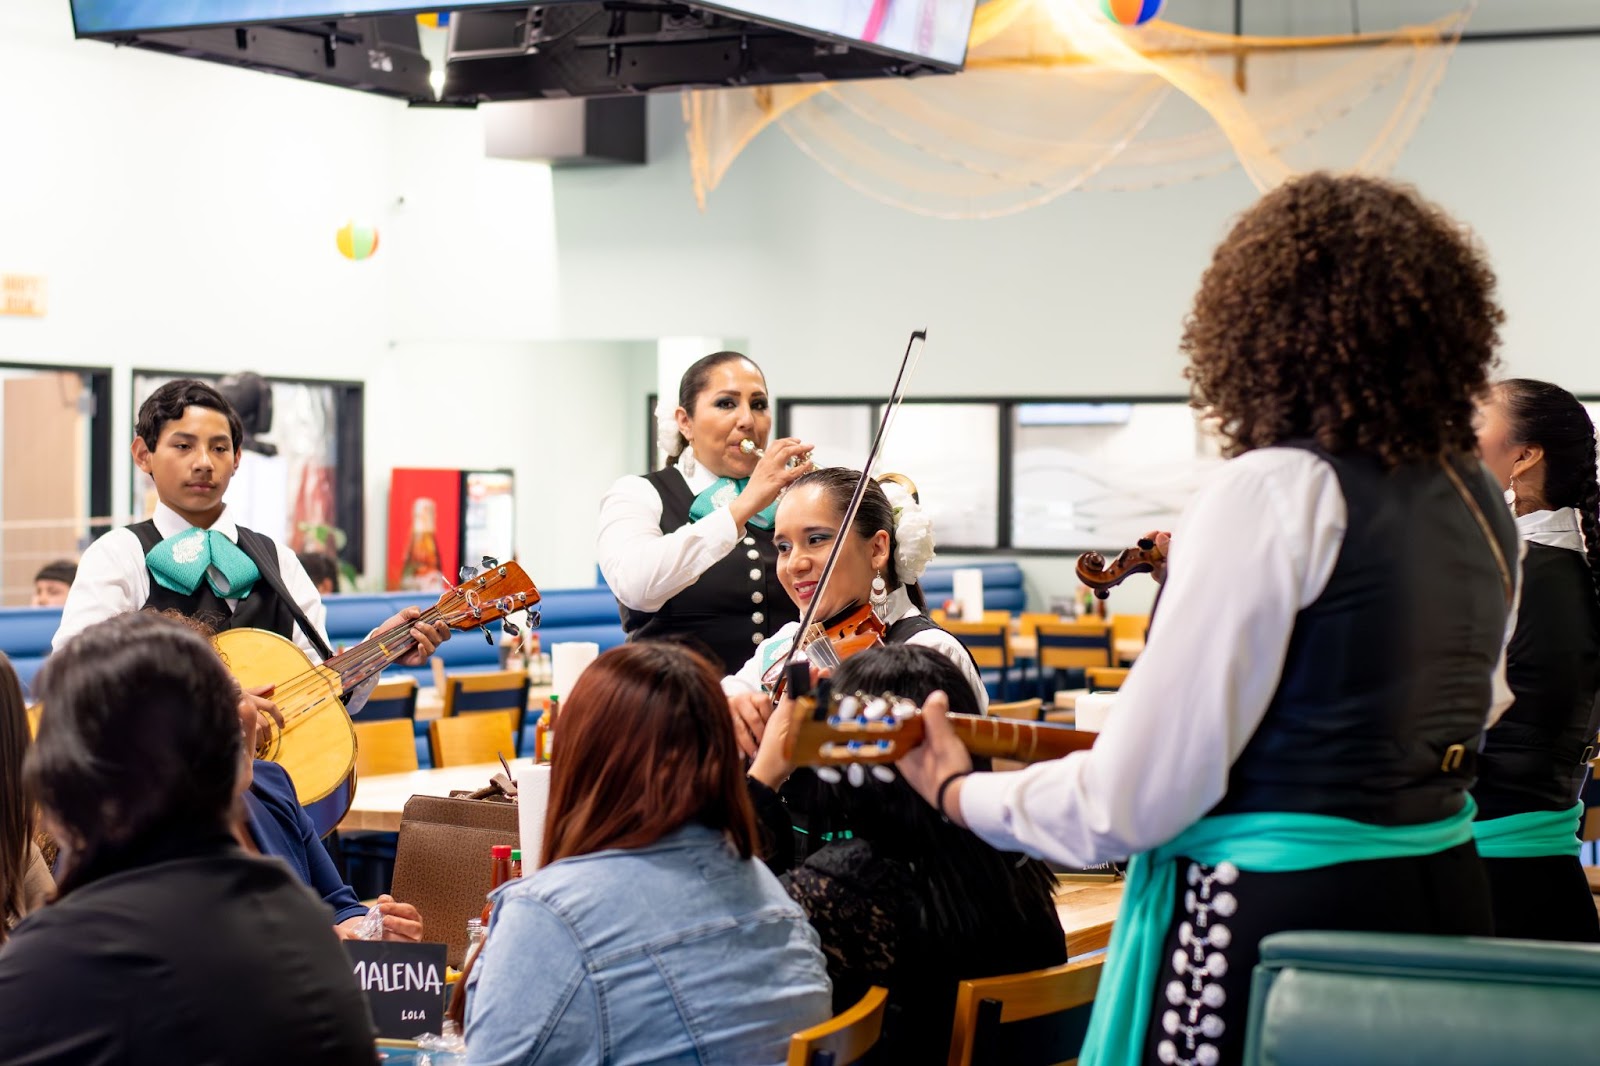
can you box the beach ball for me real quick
[335,221,379,261]
[416,12,450,29]
[1101,0,1164,26]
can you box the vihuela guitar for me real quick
[780,665,1097,769]
[215,559,539,836]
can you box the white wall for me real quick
[2,0,1597,602]
[551,37,1600,399]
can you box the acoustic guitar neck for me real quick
[948,713,1096,763]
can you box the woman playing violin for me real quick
[598,352,814,674]
[723,467,986,756]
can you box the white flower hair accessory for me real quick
[879,477,936,583]
[656,401,695,471]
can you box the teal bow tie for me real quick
[147,528,260,600]
[688,477,777,531]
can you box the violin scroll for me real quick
[1076,536,1167,599]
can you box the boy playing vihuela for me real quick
[54,378,450,723]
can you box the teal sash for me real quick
[1080,798,1478,1066]
[1471,801,1583,859]
[687,477,777,531]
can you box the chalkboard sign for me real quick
[344,940,449,1039]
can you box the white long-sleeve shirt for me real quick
[597,450,746,613]
[959,448,1519,869]
[54,501,329,660]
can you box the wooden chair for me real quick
[986,697,1046,771]
[1034,621,1112,700]
[362,676,419,721]
[442,670,530,756]
[945,621,1016,700]
[1085,667,1129,692]
[354,718,420,778]
[988,698,1045,722]
[428,712,517,768]
[948,957,1105,1066]
[788,986,890,1066]
[1110,613,1149,664]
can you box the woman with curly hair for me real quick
[897,172,1517,1066]
[1473,379,1600,941]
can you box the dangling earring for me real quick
[870,571,889,618]
[1508,473,1520,510]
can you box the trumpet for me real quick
[740,439,814,469]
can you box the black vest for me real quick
[1210,448,1518,826]
[1473,541,1600,820]
[129,520,297,642]
[616,469,798,676]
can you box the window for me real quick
[779,395,1219,554]
[1012,401,1221,550]
[0,364,112,605]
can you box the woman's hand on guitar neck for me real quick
[749,696,798,790]
[378,606,453,667]
[894,691,975,828]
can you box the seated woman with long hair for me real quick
[464,641,831,1066]
[0,613,374,1065]
[724,467,986,758]
[1,654,52,942]
[749,643,1066,1064]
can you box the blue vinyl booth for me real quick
[0,560,1028,727]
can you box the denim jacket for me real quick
[465,822,832,1066]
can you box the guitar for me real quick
[781,667,1096,769]
[215,559,540,836]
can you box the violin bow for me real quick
[769,329,927,704]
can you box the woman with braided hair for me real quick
[1474,378,1600,941]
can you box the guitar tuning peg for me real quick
[503,620,521,638]
[525,609,542,629]
[481,555,499,570]
[459,565,480,581]
[483,629,494,645]
[846,764,866,788]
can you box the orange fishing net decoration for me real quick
[684,0,1469,219]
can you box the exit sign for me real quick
[1,275,46,317]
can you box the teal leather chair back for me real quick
[1245,931,1600,1066]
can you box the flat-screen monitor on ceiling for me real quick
[73,1,976,67]
[700,2,975,68]
[71,2,512,36]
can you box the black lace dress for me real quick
[750,778,1068,1063]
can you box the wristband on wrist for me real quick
[935,770,972,821]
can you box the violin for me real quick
[1076,536,1166,599]
[764,602,887,699]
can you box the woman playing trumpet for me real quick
[598,352,813,674]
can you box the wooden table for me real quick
[1055,878,1124,956]
[1006,636,1144,664]
[339,760,536,832]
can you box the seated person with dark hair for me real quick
[296,551,340,596]
[30,561,75,608]
[0,612,375,1065]
[164,608,422,942]
[749,644,1067,1064]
